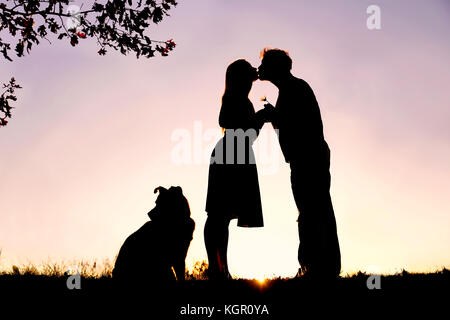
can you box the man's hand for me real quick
[256,103,276,123]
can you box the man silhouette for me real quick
[257,48,341,278]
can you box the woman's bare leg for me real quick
[204,214,231,279]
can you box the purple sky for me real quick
[1,0,449,277]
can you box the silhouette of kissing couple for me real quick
[204,48,341,280]
[113,48,341,284]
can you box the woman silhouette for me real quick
[204,59,265,279]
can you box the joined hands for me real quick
[256,103,276,123]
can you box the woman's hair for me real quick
[219,59,254,129]
[222,59,253,102]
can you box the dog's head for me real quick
[147,186,191,223]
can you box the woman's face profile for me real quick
[249,66,258,82]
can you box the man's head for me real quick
[258,48,292,82]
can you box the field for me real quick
[0,261,448,317]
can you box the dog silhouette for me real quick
[113,186,195,284]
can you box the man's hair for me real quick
[260,48,292,71]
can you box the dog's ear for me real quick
[171,186,183,194]
[154,186,167,194]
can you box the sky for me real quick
[1,0,449,278]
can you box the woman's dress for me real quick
[205,97,264,227]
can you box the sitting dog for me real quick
[113,186,195,283]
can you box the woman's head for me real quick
[224,59,258,96]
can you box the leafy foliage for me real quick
[0,0,178,60]
[0,0,178,127]
[0,77,22,127]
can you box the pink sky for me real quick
[1,0,449,277]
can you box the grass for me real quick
[1,258,448,281]
[0,258,448,316]
[1,259,114,278]
[1,258,448,288]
